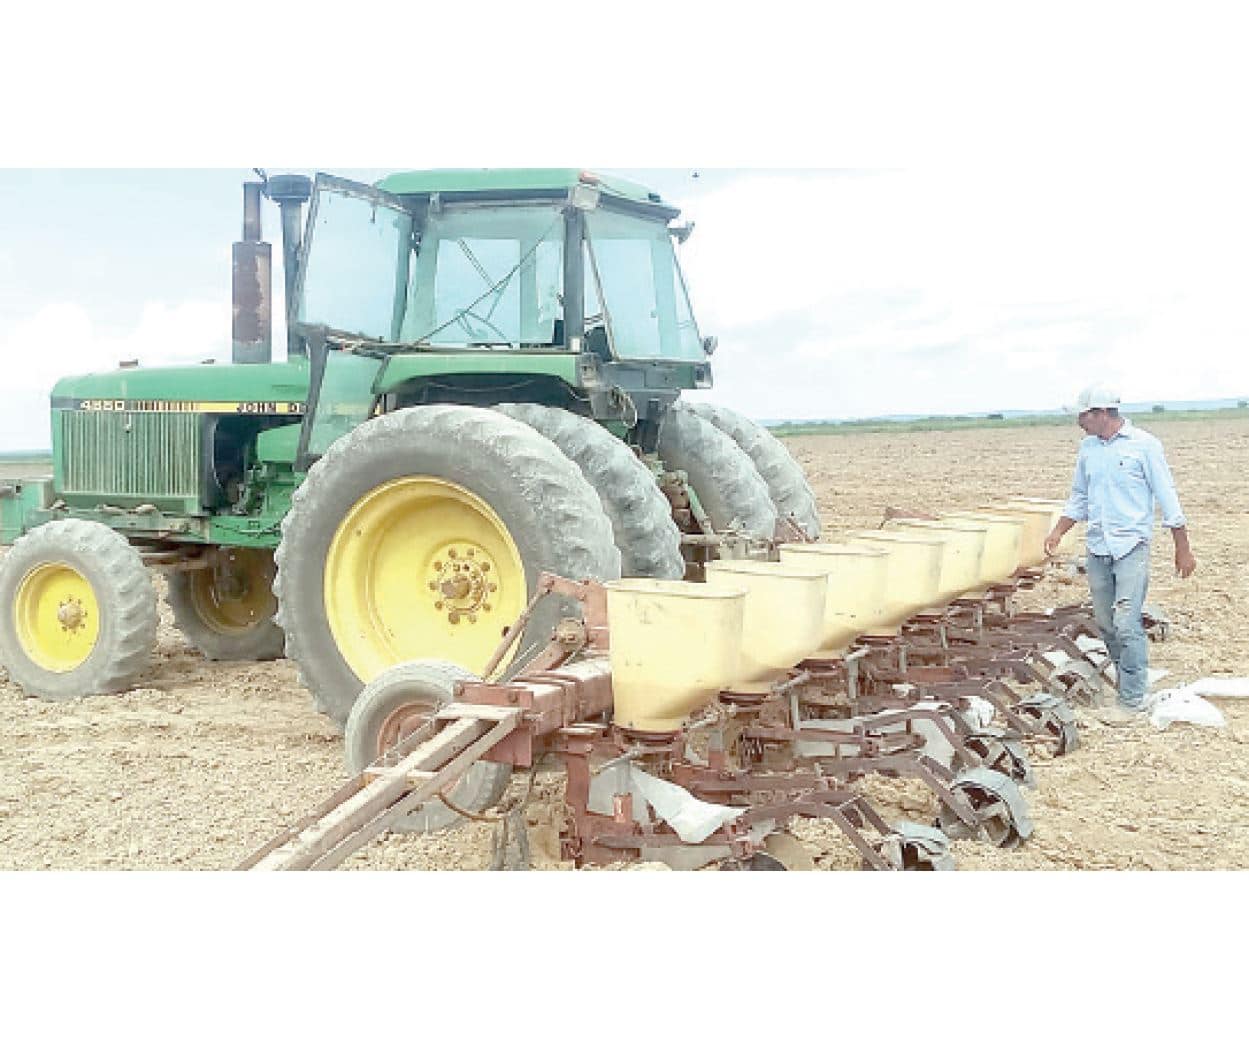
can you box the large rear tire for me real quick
[344,659,513,834]
[656,406,777,540]
[274,405,621,727]
[496,404,684,579]
[0,520,157,700]
[681,401,821,539]
[166,547,285,662]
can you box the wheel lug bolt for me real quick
[435,602,444,611]
[448,549,458,559]
[428,582,438,592]
[434,561,443,571]
[481,563,490,573]
[449,614,461,625]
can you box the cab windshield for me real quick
[585,208,703,362]
[296,178,703,360]
[400,205,565,348]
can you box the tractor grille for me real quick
[59,410,202,503]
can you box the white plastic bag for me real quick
[1146,688,1227,731]
[1179,678,1249,700]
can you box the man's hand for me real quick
[1171,527,1196,578]
[1044,518,1075,557]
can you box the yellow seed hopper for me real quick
[778,544,890,656]
[844,532,945,634]
[974,505,1055,568]
[943,512,1030,579]
[605,579,745,733]
[882,519,988,604]
[1004,499,1073,551]
[704,561,828,690]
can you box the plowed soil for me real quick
[3,417,1247,871]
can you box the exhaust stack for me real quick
[231,181,272,365]
[264,174,314,358]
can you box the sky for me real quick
[3,4,1248,454]
[4,164,1247,450]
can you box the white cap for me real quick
[1071,383,1121,415]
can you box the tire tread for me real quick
[682,401,821,539]
[656,407,777,539]
[0,519,157,699]
[496,404,684,579]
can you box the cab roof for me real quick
[375,168,669,208]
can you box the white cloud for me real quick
[676,168,1249,420]
[3,167,1248,450]
[2,299,231,450]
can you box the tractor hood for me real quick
[51,362,310,414]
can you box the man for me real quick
[1044,384,1198,724]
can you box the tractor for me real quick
[0,169,821,744]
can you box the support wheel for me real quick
[496,404,684,579]
[877,822,956,871]
[1047,661,1102,708]
[344,660,513,834]
[166,548,285,661]
[1016,693,1079,756]
[963,728,1035,788]
[937,768,1034,849]
[0,519,157,700]
[656,406,777,540]
[680,401,821,539]
[275,405,621,726]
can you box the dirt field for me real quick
[2,417,1247,871]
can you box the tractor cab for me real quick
[293,169,710,361]
[282,169,716,465]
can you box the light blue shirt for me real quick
[1063,419,1187,560]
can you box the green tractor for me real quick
[0,169,821,729]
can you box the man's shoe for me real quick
[1095,703,1146,727]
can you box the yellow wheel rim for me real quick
[189,549,277,634]
[324,477,527,683]
[14,563,101,673]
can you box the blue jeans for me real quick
[1086,542,1151,709]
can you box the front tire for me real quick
[274,405,621,727]
[0,520,157,700]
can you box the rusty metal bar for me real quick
[240,706,520,871]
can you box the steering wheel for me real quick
[455,309,511,344]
